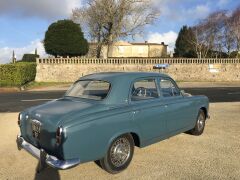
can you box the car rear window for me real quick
[65,80,111,100]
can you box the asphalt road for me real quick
[0,87,240,112]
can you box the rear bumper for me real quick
[16,135,80,170]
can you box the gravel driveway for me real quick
[0,103,239,180]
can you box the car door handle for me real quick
[133,110,141,114]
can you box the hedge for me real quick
[0,62,36,86]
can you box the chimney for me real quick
[161,42,165,45]
[145,41,148,44]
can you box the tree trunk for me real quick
[107,44,110,58]
[96,43,102,58]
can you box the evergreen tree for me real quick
[44,20,89,57]
[174,26,197,58]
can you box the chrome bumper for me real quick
[16,135,80,170]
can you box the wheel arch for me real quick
[200,107,207,119]
[130,132,141,147]
[107,130,142,150]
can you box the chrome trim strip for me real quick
[16,135,81,170]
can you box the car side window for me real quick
[131,79,158,101]
[160,78,181,97]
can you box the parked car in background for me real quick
[17,72,209,174]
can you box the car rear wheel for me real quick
[99,134,134,174]
[189,109,206,136]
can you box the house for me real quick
[88,41,168,58]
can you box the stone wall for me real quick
[35,58,240,82]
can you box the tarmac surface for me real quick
[0,102,239,179]
[0,87,240,112]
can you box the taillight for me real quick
[56,126,63,145]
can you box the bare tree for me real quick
[192,11,227,58]
[213,11,229,58]
[223,14,236,57]
[230,6,240,56]
[72,0,160,58]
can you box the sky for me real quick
[0,0,239,64]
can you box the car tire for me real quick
[189,109,206,136]
[99,134,134,174]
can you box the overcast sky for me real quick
[0,0,239,64]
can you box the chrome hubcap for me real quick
[197,113,205,131]
[110,137,131,167]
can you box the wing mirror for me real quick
[180,90,192,97]
[180,90,185,95]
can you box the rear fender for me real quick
[106,129,142,151]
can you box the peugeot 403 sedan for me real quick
[17,72,209,174]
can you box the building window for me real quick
[118,46,124,55]
[138,47,144,54]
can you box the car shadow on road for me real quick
[34,162,60,180]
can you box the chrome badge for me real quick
[31,120,41,139]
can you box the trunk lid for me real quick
[21,97,107,156]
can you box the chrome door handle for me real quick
[133,110,140,114]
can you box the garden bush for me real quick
[0,62,36,87]
[229,51,240,58]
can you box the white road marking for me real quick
[228,92,240,95]
[21,99,55,102]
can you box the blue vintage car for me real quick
[17,72,209,174]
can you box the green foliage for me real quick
[44,19,89,57]
[207,50,228,58]
[174,26,197,58]
[229,51,240,58]
[22,54,40,62]
[0,62,36,87]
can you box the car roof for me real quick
[80,72,169,82]
[79,72,171,105]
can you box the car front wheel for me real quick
[99,134,134,174]
[189,109,206,136]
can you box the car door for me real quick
[159,77,196,134]
[130,77,167,144]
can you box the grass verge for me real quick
[24,81,72,90]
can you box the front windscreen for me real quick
[65,80,111,100]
